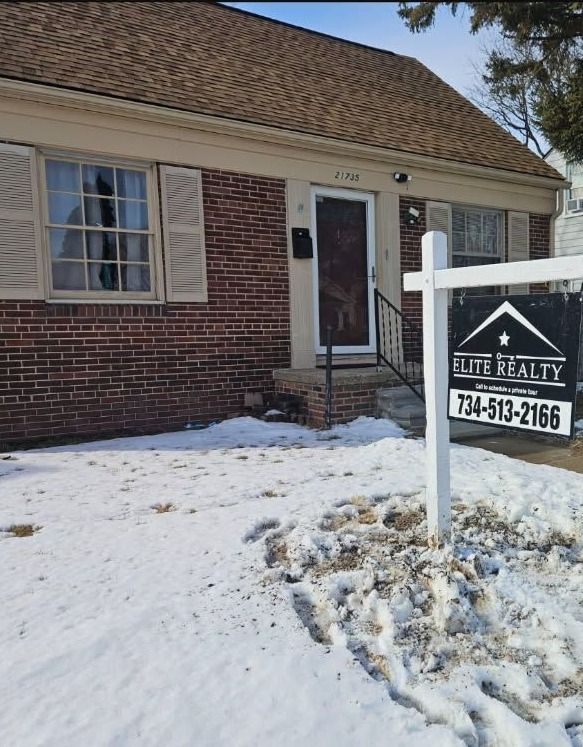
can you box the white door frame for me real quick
[311,185,376,355]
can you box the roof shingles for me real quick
[0,2,561,180]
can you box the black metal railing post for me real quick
[325,326,333,429]
[374,288,381,369]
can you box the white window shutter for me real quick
[0,143,44,299]
[426,201,452,266]
[508,211,529,294]
[160,165,207,302]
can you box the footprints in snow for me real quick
[252,494,583,746]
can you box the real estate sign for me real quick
[449,294,582,437]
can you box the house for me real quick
[0,2,565,447]
[544,149,583,379]
[545,149,583,289]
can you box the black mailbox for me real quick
[292,228,313,258]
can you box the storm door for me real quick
[312,187,375,353]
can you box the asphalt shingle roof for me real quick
[0,1,562,181]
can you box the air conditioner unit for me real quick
[567,198,583,213]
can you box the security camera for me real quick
[404,206,420,226]
[393,172,412,183]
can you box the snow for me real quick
[1,416,583,745]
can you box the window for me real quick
[566,162,583,211]
[42,156,156,298]
[451,206,503,295]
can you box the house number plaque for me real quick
[334,171,360,182]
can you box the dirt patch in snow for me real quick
[258,495,583,746]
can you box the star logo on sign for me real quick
[499,331,510,347]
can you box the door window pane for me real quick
[316,196,369,347]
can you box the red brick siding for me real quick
[276,379,384,427]
[0,168,290,447]
[399,197,426,329]
[399,200,553,308]
[529,213,552,293]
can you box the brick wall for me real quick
[0,168,290,448]
[399,196,426,328]
[276,379,385,427]
[399,199,553,315]
[529,213,552,293]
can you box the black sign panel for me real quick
[449,293,582,437]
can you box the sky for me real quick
[225,2,496,97]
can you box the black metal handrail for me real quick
[374,289,425,402]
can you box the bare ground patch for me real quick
[4,523,41,538]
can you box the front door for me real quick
[312,187,376,354]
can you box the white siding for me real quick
[545,149,583,259]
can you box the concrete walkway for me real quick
[458,431,583,474]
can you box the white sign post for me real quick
[420,232,450,547]
[404,231,583,548]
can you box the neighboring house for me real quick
[545,149,583,289]
[0,2,565,446]
[545,149,583,380]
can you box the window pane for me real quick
[46,160,80,193]
[451,209,466,255]
[51,260,86,290]
[84,196,117,227]
[88,261,119,291]
[49,228,84,259]
[466,211,482,253]
[571,163,583,200]
[82,164,115,196]
[116,169,147,199]
[482,214,500,255]
[452,231,466,255]
[452,255,500,296]
[119,233,149,262]
[120,264,151,292]
[86,231,118,261]
[48,192,83,225]
[118,200,148,230]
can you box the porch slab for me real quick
[273,367,398,386]
[273,367,400,427]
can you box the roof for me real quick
[0,2,562,181]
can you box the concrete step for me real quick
[377,385,423,405]
[377,385,502,438]
[389,403,426,428]
[377,385,425,429]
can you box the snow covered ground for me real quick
[2,417,583,746]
